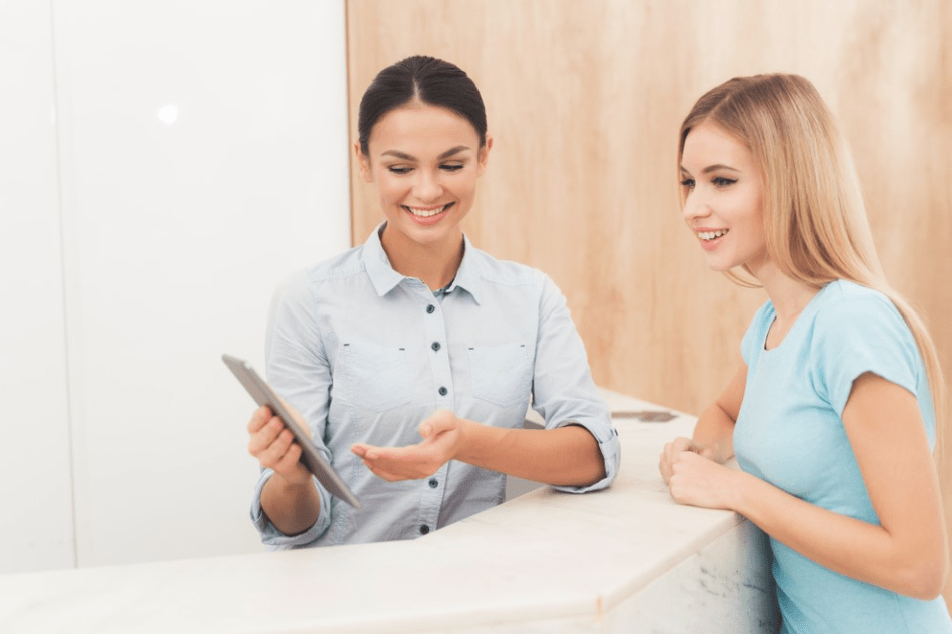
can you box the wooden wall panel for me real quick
[347,0,952,604]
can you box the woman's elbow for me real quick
[896,554,948,601]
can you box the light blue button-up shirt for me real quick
[251,226,620,548]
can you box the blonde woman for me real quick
[658,74,951,633]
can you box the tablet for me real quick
[222,354,361,508]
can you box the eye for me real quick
[387,166,412,175]
[712,176,737,188]
[440,163,464,172]
[680,178,696,190]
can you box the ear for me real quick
[476,134,493,177]
[354,141,374,183]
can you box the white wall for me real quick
[0,0,75,573]
[1,0,350,572]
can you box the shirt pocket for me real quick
[334,340,411,412]
[467,342,532,408]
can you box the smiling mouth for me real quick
[698,229,728,241]
[403,203,453,218]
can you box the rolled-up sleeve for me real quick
[250,470,332,548]
[531,275,620,492]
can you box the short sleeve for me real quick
[810,289,922,416]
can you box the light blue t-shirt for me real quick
[250,226,620,548]
[734,280,951,634]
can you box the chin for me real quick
[702,256,734,273]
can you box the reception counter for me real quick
[0,391,779,633]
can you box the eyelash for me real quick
[387,164,465,175]
[680,176,737,190]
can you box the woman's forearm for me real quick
[692,361,746,463]
[691,401,737,463]
[456,420,605,487]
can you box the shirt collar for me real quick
[360,223,483,305]
[361,223,405,297]
[447,234,483,305]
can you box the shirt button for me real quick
[426,304,435,314]
[431,341,441,352]
[420,525,430,535]
[438,386,448,396]
[428,478,438,488]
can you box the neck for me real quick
[752,261,819,322]
[380,225,464,291]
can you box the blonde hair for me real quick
[678,73,945,446]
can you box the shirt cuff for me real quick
[550,418,621,493]
[250,469,332,548]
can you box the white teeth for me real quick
[406,205,447,217]
[698,229,728,241]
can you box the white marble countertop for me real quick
[0,391,752,633]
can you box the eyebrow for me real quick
[381,145,472,161]
[680,164,741,175]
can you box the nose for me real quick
[412,169,443,203]
[681,189,711,223]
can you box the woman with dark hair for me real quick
[245,56,619,548]
[659,73,951,633]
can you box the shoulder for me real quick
[810,280,906,336]
[303,245,368,286]
[268,247,371,331]
[807,280,919,368]
[469,245,548,288]
[280,245,367,299]
[805,280,926,415]
[817,278,891,309]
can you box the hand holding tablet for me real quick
[223,354,361,508]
